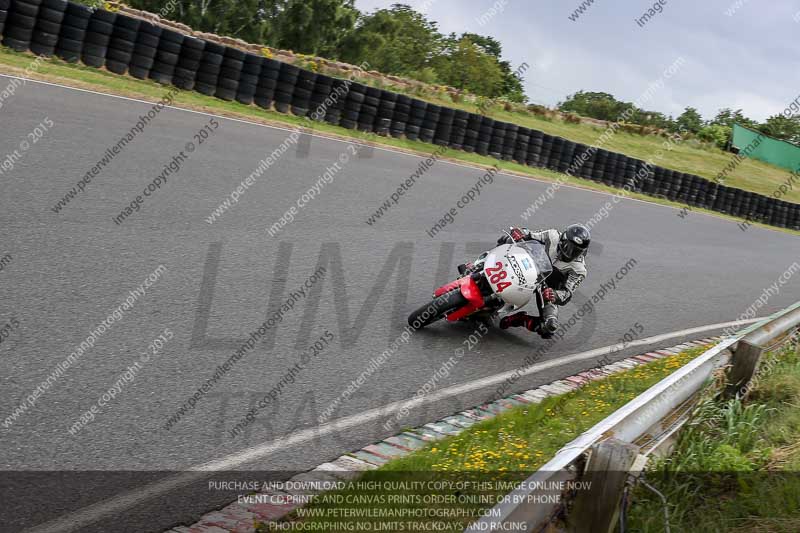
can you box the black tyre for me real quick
[82,53,105,68]
[407,289,467,329]
[105,59,129,74]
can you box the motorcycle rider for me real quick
[459,224,590,338]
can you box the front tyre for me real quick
[407,289,468,329]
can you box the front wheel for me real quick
[407,289,468,329]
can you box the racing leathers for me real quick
[497,228,587,338]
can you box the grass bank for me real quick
[627,340,800,533]
[1,46,796,236]
[260,346,708,532]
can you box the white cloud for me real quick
[354,0,800,122]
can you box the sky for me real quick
[352,0,800,122]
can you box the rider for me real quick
[460,224,590,338]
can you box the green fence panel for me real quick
[732,124,800,172]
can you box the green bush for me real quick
[697,124,732,149]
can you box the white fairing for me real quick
[482,244,543,309]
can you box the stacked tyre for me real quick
[254,57,279,109]
[30,0,66,56]
[433,106,454,146]
[150,27,183,85]
[82,8,115,68]
[290,67,315,116]
[3,0,41,51]
[55,3,89,62]
[390,94,411,138]
[506,125,522,162]
[476,117,493,157]
[128,20,160,80]
[637,160,657,195]
[216,46,244,101]
[323,78,348,126]
[526,130,543,167]
[619,155,637,189]
[375,89,396,136]
[463,113,482,153]
[592,148,608,184]
[340,82,365,130]
[602,150,619,187]
[173,35,204,90]
[512,127,529,164]
[420,104,439,143]
[0,0,8,38]
[406,99,427,141]
[489,121,507,159]
[358,86,380,131]
[556,138,574,173]
[309,73,333,121]
[194,40,223,96]
[105,13,139,75]
[578,145,597,180]
[274,62,298,113]
[236,52,262,106]
[549,136,565,174]
[450,110,468,150]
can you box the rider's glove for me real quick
[498,227,525,245]
[542,287,556,303]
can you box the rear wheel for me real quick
[408,289,467,329]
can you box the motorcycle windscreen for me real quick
[515,241,553,283]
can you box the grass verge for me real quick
[259,346,709,532]
[0,46,796,236]
[627,339,800,533]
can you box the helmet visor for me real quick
[559,240,584,261]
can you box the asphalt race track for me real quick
[0,77,797,532]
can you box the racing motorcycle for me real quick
[408,228,553,329]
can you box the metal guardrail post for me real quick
[566,439,639,533]
[725,305,800,398]
[724,339,763,398]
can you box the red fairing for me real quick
[434,279,461,297]
[443,276,485,322]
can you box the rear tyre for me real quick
[407,289,467,329]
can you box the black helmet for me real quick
[558,224,590,262]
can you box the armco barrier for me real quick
[0,0,797,230]
[466,301,800,532]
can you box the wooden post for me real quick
[567,439,639,533]
[725,339,763,399]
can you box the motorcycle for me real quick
[408,228,553,329]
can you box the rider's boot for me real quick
[500,312,556,339]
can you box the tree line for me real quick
[126,0,526,102]
[559,91,800,149]
[112,1,797,150]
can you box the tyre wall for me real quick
[0,0,796,230]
